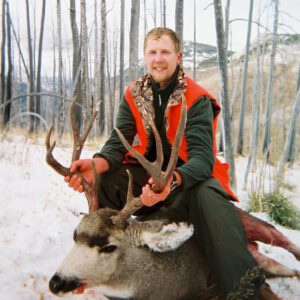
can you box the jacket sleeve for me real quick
[93,97,137,172]
[176,96,215,189]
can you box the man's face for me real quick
[144,35,182,89]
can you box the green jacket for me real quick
[94,74,215,190]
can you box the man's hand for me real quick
[141,171,182,207]
[64,157,109,193]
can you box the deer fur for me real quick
[49,208,210,299]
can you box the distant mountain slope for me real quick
[183,33,300,69]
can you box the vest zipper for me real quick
[159,95,162,107]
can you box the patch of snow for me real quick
[0,134,299,299]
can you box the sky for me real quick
[4,0,300,78]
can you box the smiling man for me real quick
[65,27,265,299]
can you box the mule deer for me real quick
[46,96,300,299]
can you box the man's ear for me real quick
[138,221,194,252]
[177,51,183,64]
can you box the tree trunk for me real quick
[162,0,166,27]
[193,0,196,80]
[99,0,106,134]
[153,0,157,27]
[278,87,300,176]
[35,0,46,130]
[0,0,6,120]
[243,26,263,190]
[70,0,82,131]
[105,29,113,133]
[262,0,279,159]
[213,0,236,190]
[175,0,184,49]
[143,0,147,36]
[3,1,12,127]
[119,0,125,109]
[129,0,140,81]
[236,0,254,155]
[25,0,35,133]
[80,0,90,130]
[57,0,64,136]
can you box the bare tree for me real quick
[129,0,140,81]
[2,1,12,127]
[0,0,5,117]
[243,18,266,190]
[278,87,300,177]
[119,0,125,107]
[25,0,35,132]
[153,0,157,27]
[262,0,279,158]
[56,0,64,136]
[218,0,231,153]
[213,0,236,190]
[99,0,106,134]
[35,0,46,129]
[236,0,254,155]
[193,0,196,80]
[175,0,184,49]
[70,0,82,130]
[143,0,147,36]
[161,0,166,27]
[80,0,90,124]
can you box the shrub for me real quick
[262,192,300,230]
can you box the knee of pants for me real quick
[190,179,235,217]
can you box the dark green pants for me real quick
[98,164,264,299]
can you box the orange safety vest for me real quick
[124,76,238,202]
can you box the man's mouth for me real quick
[154,66,166,71]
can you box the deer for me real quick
[46,95,300,299]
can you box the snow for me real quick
[0,133,299,300]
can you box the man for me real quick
[65,27,264,299]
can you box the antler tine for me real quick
[46,97,100,213]
[148,117,163,171]
[111,169,143,227]
[46,126,70,176]
[164,94,187,180]
[115,128,162,182]
[84,159,101,213]
[70,97,99,162]
[46,125,94,192]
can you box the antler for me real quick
[45,96,100,212]
[112,94,187,225]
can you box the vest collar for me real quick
[130,66,187,155]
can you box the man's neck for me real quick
[151,66,179,96]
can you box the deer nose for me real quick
[49,273,80,294]
[49,274,65,294]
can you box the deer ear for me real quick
[139,222,194,252]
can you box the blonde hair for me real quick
[144,27,181,53]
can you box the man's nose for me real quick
[154,53,163,62]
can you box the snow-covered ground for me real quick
[0,133,299,300]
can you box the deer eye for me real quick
[99,245,117,253]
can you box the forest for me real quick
[0,0,300,299]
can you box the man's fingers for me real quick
[70,160,81,173]
[64,175,70,183]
